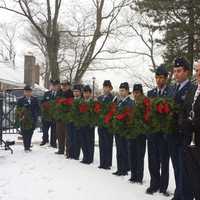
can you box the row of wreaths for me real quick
[15,96,177,138]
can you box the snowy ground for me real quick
[1,129,175,200]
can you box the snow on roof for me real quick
[0,61,24,86]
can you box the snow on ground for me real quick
[1,129,175,200]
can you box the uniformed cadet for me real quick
[98,80,114,170]
[128,84,146,184]
[17,85,40,152]
[168,58,193,200]
[40,80,60,148]
[55,80,73,155]
[80,85,95,164]
[112,82,133,176]
[146,66,172,196]
[67,84,82,160]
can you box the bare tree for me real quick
[0,0,62,80]
[0,23,17,67]
[60,0,131,83]
[118,10,162,70]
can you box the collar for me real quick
[177,79,189,91]
[157,85,167,93]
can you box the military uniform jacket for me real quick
[172,81,193,128]
[17,96,40,125]
[98,93,114,103]
[117,96,134,109]
[147,85,173,98]
[42,90,57,103]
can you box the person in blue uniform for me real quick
[146,65,172,196]
[167,57,193,200]
[128,84,146,184]
[112,82,133,176]
[80,85,95,164]
[17,85,40,152]
[40,79,60,147]
[98,80,114,170]
[67,84,82,160]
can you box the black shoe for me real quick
[112,171,120,175]
[113,171,128,176]
[55,151,64,155]
[129,177,137,183]
[40,142,47,146]
[119,172,128,176]
[65,155,71,159]
[98,166,111,170]
[24,149,32,152]
[80,160,92,164]
[146,187,159,195]
[159,190,170,197]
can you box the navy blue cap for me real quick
[133,84,143,92]
[24,85,32,91]
[155,65,168,77]
[103,80,113,88]
[73,84,82,91]
[119,82,129,90]
[61,80,71,85]
[83,85,92,93]
[174,57,190,70]
[50,79,60,85]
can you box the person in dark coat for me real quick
[128,84,146,184]
[112,82,133,176]
[40,79,60,147]
[55,80,74,155]
[178,62,200,200]
[80,85,95,164]
[17,85,40,152]
[146,66,172,196]
[167,57,193,200]
[98,80,114,170]
[67,84,83,159]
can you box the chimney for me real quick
[35,64,40,84]
[24,54,40,86]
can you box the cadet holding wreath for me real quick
[16,85,40,152]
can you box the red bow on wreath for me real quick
[56,97,74,106]
[79,103,89,113]
[93,102,102,113]
[156,101,170,114]
[104,103,117,124]
[143,98,151,123]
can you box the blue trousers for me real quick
[98,127,113,168]
[115,134,129,173]
[67,123,81,159]
[128,134,146,182]
[80,125,95,163]
[147,134,169,191]
[167,133,195,200]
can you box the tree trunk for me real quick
[47,38,60,80]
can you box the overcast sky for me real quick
[0,0,163,91]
